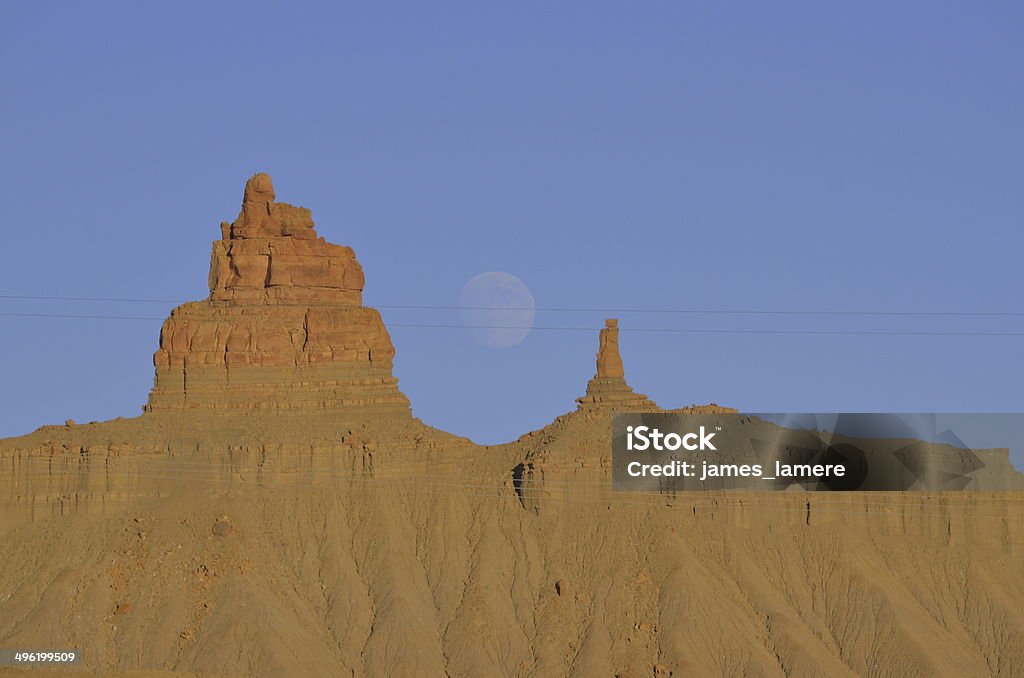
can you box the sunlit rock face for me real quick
[207,172,366,306]
[147,173,410,416]
[576,319,658,411]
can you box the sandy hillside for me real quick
[3,410,1024,677]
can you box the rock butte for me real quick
[146,173,410,417]
[145,174,695,422]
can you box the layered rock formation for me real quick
[7,175,1024,678]
[146,174,410,416]
[576,319,658,410]
[207,173,365,306]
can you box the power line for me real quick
[0,312,165,321]
[0,294,182,304]
[2,312,1024,337]
[382,305,1024,318]
[3,293,1024,318]
[395,324,1024,337]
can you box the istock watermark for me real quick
[612,413,1024,492]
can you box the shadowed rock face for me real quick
[577,319,658,411]
[147,174,410,416]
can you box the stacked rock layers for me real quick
[146,174,410,416]
[576,319,658,410]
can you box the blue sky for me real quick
[1,2,1022,444]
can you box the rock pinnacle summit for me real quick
[576,319,657,411]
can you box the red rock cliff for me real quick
[146,173,410,416]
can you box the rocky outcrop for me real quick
[207,173,365,305]
[576,319,658,411]
[595,318,625,379]
[146,174,410,416]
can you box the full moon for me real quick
[459,272,536,348]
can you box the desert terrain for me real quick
[2,176,1023,677]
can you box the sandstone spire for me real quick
[577,319,657,410]
[595,318,625,378]
[146,174,410,417]
[208,172,364,305]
